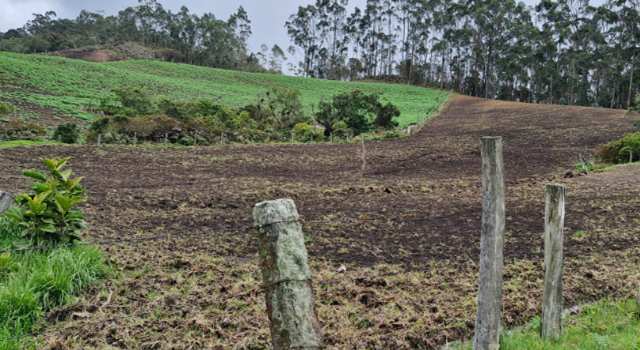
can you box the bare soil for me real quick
[1,96,638,349]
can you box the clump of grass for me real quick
[451,299,640,349]
[574,230,589,240]
[0,218,109,349]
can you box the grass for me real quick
[0,140,60,149]
[452,299,640,350]
[0,51,449,128]
[0,218,109,349]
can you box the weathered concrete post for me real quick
[253,199,323,350]
[0,192,13,214]
[541,184,566,340]
[97,134,102,146]
[474,136,505,350]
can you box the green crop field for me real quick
[0,51,449,128]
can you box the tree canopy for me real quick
[0,0,263,71]
[286,0,640,109]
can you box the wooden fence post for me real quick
[360,137,367,174]
[253,199,323,350]
[474,136,506,350]
[541,184,566,340]
[97,134,102,146]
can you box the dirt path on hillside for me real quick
[1,96,638,349]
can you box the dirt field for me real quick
[1,96,639,349]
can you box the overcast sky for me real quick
[0,0,606,65]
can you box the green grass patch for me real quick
[0,140,60,149]
[0,218,109,349]
[453,299,640,350]
[0,52,449,128]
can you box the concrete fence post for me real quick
[541,184,566,340]
[474,136,506,350]
[0,192,13,214]
[253,199,323,350]
[97,134,102,146]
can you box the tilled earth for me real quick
[1,96,639,349]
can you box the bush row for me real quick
[88,86,400,145]
[1,87,402,145]
[598,132,640,164]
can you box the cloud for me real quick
[0,0,60,31]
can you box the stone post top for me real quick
[253,198,300,227]
[546,183,566,189]
[481,136,502,141]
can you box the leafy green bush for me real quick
[597,132,640,164]
[292,122,323,143]
[53,123,81,144]
[100,86,156,117]
[5,158,86,249]
[0,119,47,141]
[0,102,15,116]
[315,90,401,137]
[374,102,400,129]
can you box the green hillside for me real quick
[0,52,448,128]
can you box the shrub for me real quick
[292,122,323,143]
[597,132,640,164]
[332,120,352,140]
[0,119,46,141]
[53,123,80,144]
[0,102,15,116]
[242,87,309,141]
[375,102,400,129]
[315,90,401,137]
[4,158,86,249]
[101,86,155,116]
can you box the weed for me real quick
[574,230,589,240]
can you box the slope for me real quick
[0,52,448,128]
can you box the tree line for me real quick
[286,0,640,109]
[0,0,288,73]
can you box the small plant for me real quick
[575,160,594,174]
[0,102,15,116]
[574,230,589,240]
[52,123,80,144]
[4,158,86,249]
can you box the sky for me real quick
[0,0,606,67]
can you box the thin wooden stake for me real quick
[474,136,505,350]
[541,184,566,340]
[361,137,367,174]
